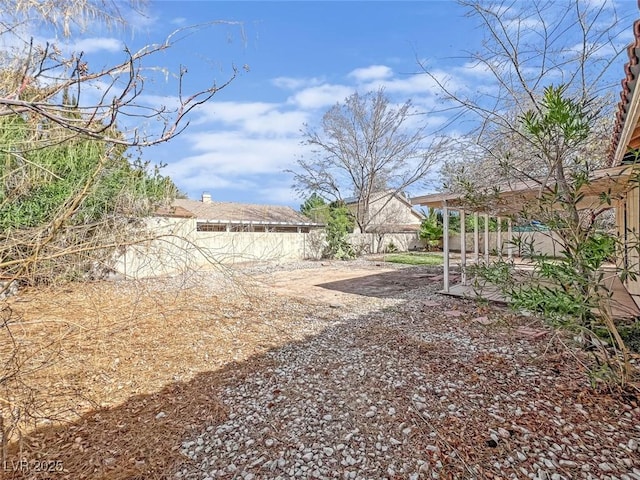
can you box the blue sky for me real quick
[40,1,634,208]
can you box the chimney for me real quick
[202,192,212,203]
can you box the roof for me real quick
[609,6,640,166]
[344,190,412,206]
[412,165,639,215]
[154,205,195,218]
[159,198,321,225]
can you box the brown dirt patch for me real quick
[0,269,352,479]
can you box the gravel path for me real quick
[174,262,640,480]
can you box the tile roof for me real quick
[166,198,318,225]
[609,5,640,166]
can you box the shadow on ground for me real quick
[3,271,636,480]
[315,267,444,298]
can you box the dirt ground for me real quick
[2,259,444,479]
[252,262,444,304]
[1,259,638,479]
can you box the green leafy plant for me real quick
[324,202,355,260]
[468,86,636,388]
[385,241,398,253]
[419,207,443,250]
[300,193,330,223]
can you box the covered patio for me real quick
[411,165,640,320]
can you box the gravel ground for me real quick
[172,261,640,480]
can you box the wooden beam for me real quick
[474,212,479,265]
[443,201,450,293]
[497,216,502,258]
[507,218,513,260]
[460,209,466,285]
[484,213,490,265]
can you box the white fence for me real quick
[112,218,421,278]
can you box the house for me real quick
[160,193,323,233]
[607,15,640,309]
[409,14,640,318]
[344,190,425,234]
[114,194,324,278]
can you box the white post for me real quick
[508,218,513,260]
[443,202,450,293]
[474,212,479,265]
[497,216,502,258]
[460,209,466,285]
[484,213,490,265]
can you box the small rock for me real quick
[599,462,613,472]
[155,411,167,420]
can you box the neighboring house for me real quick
[344,190,425,234]
[159,193,323,233]
[114,194,325,278]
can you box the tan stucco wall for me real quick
[348,194,422,232]
[112,218,421,279]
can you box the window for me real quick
[197,223,227,232]
[272,226,300,233]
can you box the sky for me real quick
[28,1,636,209]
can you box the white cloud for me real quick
[257,184,301,205]
[197,101,276,123]
[176,131,307,176]
[242,110,308,135]
[288,84,354,109]
[172,172,257,194]
[193,101,308,135]
[64,37,123,54]
[348,65,394,82]
[272,76,324,90]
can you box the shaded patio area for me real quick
[443,268,640,320]
[411,166,640,321]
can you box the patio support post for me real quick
[460,209,466,285]
[443,201,450,293]
[507,218,513,260]
[474,212,479,265]
[497,216,502,258]
[484,213,490,265]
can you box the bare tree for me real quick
[428,0,629,196]
[291,88,448,233]
[0,0,240,285]
[423,0,637,385]
[1,1,239,148]
[0,0,244,455]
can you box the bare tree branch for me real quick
[290,88,448,233]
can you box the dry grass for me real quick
[1,269,335,479]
